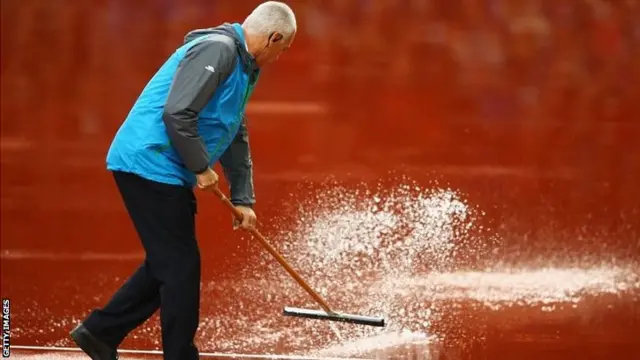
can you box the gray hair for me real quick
[242,1,297,39]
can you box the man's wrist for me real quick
[232,202,253,209]
[195,166,209,175]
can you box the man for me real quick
[69,2,296,359]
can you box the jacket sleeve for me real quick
[163,38,237,174]
[219,117,256,207]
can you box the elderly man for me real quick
[69,2,296,359]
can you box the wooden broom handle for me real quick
[211,186,335,314]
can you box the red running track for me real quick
[2,173,640,359]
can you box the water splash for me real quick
[379,267,639,306]
[280,179,490,275]
[249,178,495,354]
[244,177,638,356]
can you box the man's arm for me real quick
[219,118,256,207]
[163,37,237,174]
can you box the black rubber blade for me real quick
[283,306,385,327]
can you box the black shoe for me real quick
[70,323,119,360]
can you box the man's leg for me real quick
[154,235,201,360]
[72,172,168,358]
[78,171,170,350]
[78,171,201,360]
[142,181,201,360]
[82,259,160,348]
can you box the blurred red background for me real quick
[1,0,639,358]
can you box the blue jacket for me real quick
[106,23,258,206]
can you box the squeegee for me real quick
[212,187,386,328]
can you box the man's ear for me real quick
[269,32,284,45]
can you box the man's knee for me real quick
[155,246,201,285]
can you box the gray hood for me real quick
[184,23,259,77]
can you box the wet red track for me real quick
[2,1,640,359]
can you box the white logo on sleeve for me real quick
[205,65,215,73]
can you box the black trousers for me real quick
[84,171,200,360]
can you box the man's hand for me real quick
[196,168,219,191]
[233,206,257,230]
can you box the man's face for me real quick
[255,31,295,66]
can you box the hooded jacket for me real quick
[106,23,259,207]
